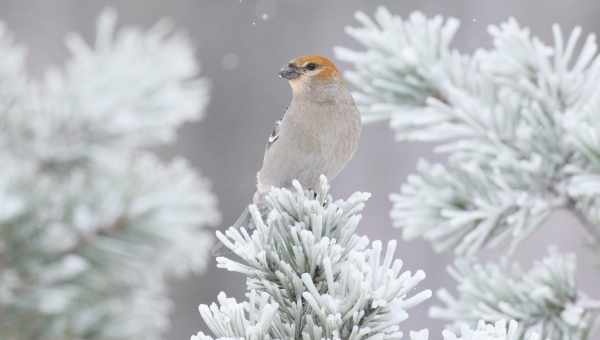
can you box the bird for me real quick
[256,55,361,194]
[214,55,361,254]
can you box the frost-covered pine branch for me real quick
[410,320,541,340]
[430,250,600,340]
[336,7,600,254]
[193,177,432,340]
[336,8,600,340]
[0,9,219,340]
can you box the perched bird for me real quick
[257,55,361,194]
[214,55,361,254]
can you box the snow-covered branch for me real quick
[410,320,541,340]
[390,160,556,255]
[336,6,600,254]
[0,9,218,340]
[430,251,600,340]
[194,177,432,340]
[1,8,208,166]
[337,8,600,339]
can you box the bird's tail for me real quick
[211,206,251,256]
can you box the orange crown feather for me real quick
[292,55,341,81]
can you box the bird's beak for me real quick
[278,64,301,80]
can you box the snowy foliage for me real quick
[389,160,554,255]
[336,7,600,340]
[0,9,219,340]
[194,177,432,340]
[2,9,208,164]
[430,251,600,340]
[336,7,600,254]
[409,320,540,340]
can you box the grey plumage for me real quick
[257,78,361,193]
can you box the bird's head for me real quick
[278,55,343,96]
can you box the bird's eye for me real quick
[305,63,317,71]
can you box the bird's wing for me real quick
[265,117,282,153]
[265,109,287,156]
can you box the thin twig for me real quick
[571,204,600,247]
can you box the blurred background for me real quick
[1,0,599,338]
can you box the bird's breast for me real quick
[297,101,361,174]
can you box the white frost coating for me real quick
[430,251,599,339]
[195,177,432,340]
[410,320,540,340]
[0,8,218,340]
[337,8,600,340]
[336,7,600,255]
